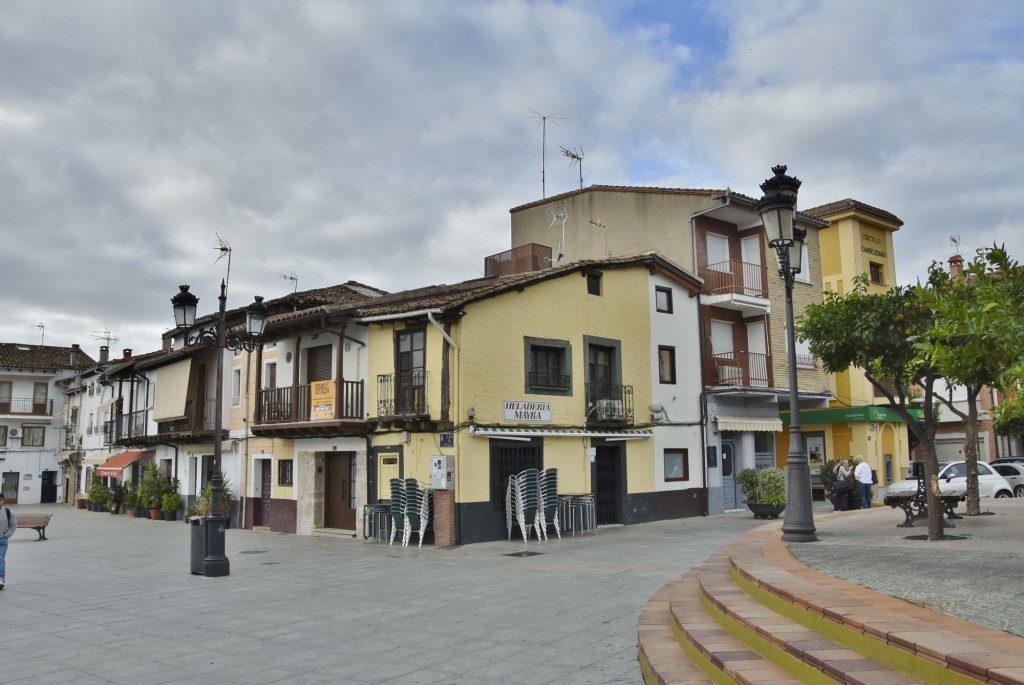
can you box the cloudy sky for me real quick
[3,1,1022,357]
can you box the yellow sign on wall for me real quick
[310,380,335,420]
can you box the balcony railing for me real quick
[585,383,634,426]
[484,243,552,277]
[699,260,767,299]
[0,398,54,416]
[708,352,771,388]
[257,380,365,424]
[156,398,218,435]
[528,370,571,390]
[377,370,429,418]
[118,410,148,441]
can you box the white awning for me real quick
[469,426,653,441]
[152,358,192,421]
[714,415,783,432]
[84,451,116,465]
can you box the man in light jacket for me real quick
[853,456,873,509]
[0,492,16,589]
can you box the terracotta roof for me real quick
[802,198,903,227]
[0,343,96,370]
[510,185,724,213]
[264,280,387,309]
[355,252,701,318]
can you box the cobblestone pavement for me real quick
[1,503,773,685]
[790,497,1024,637]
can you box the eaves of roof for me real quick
[509,185,724,213]
[0,343,96,371]
[802,198,903,227]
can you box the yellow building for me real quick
[360,253,704,543]
[794,199,915,491]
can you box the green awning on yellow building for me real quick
[780,405,923,427]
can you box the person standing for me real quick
[0,493,15,589]
[833,459,853,511]
[854,456,873,509]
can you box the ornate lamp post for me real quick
[171,281,268,576]
[757,165,816,543]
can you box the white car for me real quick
[992,462,1024,497]
[887,460,1014,499]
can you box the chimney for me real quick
[949,254,964,279]
[122,348,132,360]
[70,343,81,368]
[99,346,109,363]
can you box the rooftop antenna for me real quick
[524,108,564,198]
[560,146,584,189]
[949,234,961,254]
[588,216,610,257]
[30,322,44,345]
[279,271,299,293]
[215,233,232,294]
[549,204,567,262]
[92,329,119,347]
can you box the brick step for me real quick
[697,556,923,684]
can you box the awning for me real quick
[152,358,192,421]
[469,426,653,441]
[84,451,117,466]
[96,450,153,478]
[714,415,783,432]
[782,405,924,426]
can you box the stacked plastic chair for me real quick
[388,478,406,546]
[537,468,560,539]
[402,479,432,548]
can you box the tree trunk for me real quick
[964,387,982,515]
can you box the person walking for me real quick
[0,492,15,589]
[854,456,873,509]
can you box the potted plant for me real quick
[87,477,109,512]
[124,488,139,517]
[201,473,237,528]
[108,480,126,514]
[737,467,786,519]
[141,461,164,519]
[162,491,182,522]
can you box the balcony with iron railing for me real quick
[528,370,571,391]
[257,380,365,424]
[377,370,429,418]
[117,410,148,442]
[707,351,771,388]
[584,383,634,426]
[0,398,54,417]
[699,260,769,316]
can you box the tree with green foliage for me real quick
[915,245,1024,514]
[798,275,948,540]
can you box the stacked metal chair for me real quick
[402,478,432,548]
[388,478,406,546]
[537,468,560,539]
[507,468,542,543]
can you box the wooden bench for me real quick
[883,489,964,527]
[16,513,52,541]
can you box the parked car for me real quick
[992,462,1024,497]
[888,460,1014,499]
[990,456,1024,466]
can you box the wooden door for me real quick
[260,460,272,526]
[324,453,356,529]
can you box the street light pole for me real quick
[757,165,816,543]
[171,281,268,576]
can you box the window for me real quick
[265,362,277,389]
[655,286,673,313]
[22,425,45,447]
[0,425,6,446]
[395,329,426,414]
[794,242,811,284]
[0,381,10,413]
[664,449,689,481]
[586,271,602,296]
[658,346,676,384]
[869,262,883,285]
[231,368,241,406]
[524,337,572,394]
[278,459,294,486]
[33,382,48,413]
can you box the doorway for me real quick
[594,444,623,525]
[721,439,737,509]
[324,452,356,529]
[1,472,18,504]
[260,460,272,526]
[40,470,57,504]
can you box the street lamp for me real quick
[757,165,816,543]
[171,282,268,576]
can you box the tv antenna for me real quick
[549,204,567,262]
[588,216,610,257]
[279,271,299,293]
[29,322,44,345]
[92,329,119,347]
[215,233,233,293]
[949,234,961,254]
[560,146,584,189]
[524,108,565,198]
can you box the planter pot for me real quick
[77,498,87,510]
[164,510,178,522]
[746,502,786,519]
[135,506,148,519]
[149,509,160,520]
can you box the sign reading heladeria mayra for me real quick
[503,400,552,422]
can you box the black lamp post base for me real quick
[780,528,818,543]
[203,513,230,577]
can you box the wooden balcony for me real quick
[253,380,366,438]
[699,259,768,298]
